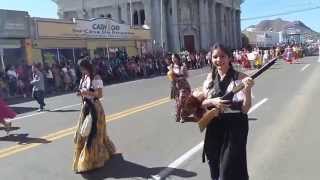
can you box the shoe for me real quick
[37,108,44,112]
[3,121,12,135]
[175,115,181,122]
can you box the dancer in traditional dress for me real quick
[283,45,294,64]
[73,59,116,173]
[0,97,15,134]
[263,50,270,65]
[168,53,191,123]
[201,43,254,180]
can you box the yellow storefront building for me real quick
[30,18,151,64]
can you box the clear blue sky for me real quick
[0,0,319,32]
[0,0,58,18]
[241,0,320,32]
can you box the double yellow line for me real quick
[0,97,171,159]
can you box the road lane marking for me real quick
[10,96,168,122]
[301,64,310,72]
[151,142,204,180]
[0,97,171,159]
[10,103,81,121]
[151,98,269,180]
[248,98,269,114]
[107,97,169,119]
[8,71,209,122]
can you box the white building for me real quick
[52,0,243,52]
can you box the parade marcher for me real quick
[283,45,294,64]
[30,64,46,112]
[0,97,15,134]
[241,50,251,69]
[275,46,281,57]
[201,43,254,180]
[263,50,270,65]
[73,59,116,173]
[270,48,275,59]
[318,43,320,61]
[247,50,256,69]
[168,53,191,123]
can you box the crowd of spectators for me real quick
[0,51,209,99]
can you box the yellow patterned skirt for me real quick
[73,100,116,173]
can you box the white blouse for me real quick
[172,64,183,75]
[203,73,248,102]
[79,75,103,99]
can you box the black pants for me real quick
[204,113,249,180]
[33,90,45,109]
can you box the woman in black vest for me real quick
[202,43,254,180]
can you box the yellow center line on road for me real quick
[107,97,169,119]
[0,97,171,159]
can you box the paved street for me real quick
[0,56,319,180]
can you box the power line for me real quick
[242,6,320,21]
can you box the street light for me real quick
[160,0,163,49]
[130,0,133,27]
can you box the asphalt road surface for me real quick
[0,56,319,180]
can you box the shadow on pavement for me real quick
[0,126,20,133]
[0,133,51,144]
[10,106,39,114]
[49,109,80,113]
[5,91,75,106]
[81,154,197,180]
[248,118,258,121]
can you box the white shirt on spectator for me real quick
[7,70,17,78]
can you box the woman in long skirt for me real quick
[169,53,191,123]
[73,59,116,173]
[202,44,254,180]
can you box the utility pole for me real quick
[130,0,133,27]
[160,0,164,52]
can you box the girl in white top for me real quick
[263,50,269,65]
[73,59,115,173]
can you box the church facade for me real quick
[53,0,243,52]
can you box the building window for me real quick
[140,10,145,25]
[63,11,78,20]
[118,7,122,22]
[133,10,139,25]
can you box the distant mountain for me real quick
[244,18,320,39]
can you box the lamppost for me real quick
[130,0,133,27]
[160,0,163,50]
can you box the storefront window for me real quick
[42,49,58,65]
[3,48,25,68]
[42,48,88,65]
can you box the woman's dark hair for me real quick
[172,53,183,66]
[32,64,42,72]
[78,59,94,79]
[208,43,234,89]
[210,43,233,58]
